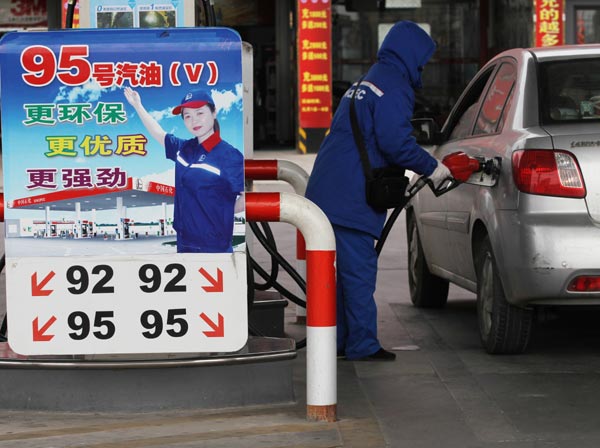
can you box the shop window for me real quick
[576,8,600,43]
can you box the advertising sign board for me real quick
[78,0,195,28]
[0,28,247,356]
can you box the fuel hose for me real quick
[248,221,307,349]
[65,0,77,29]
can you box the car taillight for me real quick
[568,276,600,292]
[512,149,586,198]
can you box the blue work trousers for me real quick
[334,224,381,359]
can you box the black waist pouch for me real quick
[349,77,410,212]
[366,166,410,212]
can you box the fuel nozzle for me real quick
[442,151,484,182]
[407,152,501,199]
[428,151,499,196]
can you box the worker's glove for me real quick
[428,160,452,188]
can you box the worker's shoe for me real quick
[356,348,396,362]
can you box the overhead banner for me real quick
[534,0,564,47]
[296,0,332,153]
[0,28,247,356]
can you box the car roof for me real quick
[492,45,600,63]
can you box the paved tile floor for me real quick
[2,149,600,447]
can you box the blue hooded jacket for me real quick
[305,21,438,238]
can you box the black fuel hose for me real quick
[0,255,6,341]
[249,222,279,291]
[249,221,306,294]
[375,200,410,256]
[376,176,445,256]
[247,221,307,349]
[201,0,217,26]
[65,0,77,29]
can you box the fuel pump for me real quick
[122,218,131,239]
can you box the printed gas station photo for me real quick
[96,10,134,28]
[0,28,245,258]
[138,8,177,28]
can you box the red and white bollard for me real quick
[246,191,337,422]
[245,159,309,196]
[245,159,309,323]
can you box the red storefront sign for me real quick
[297,0,332,129]
[534,0,564,47]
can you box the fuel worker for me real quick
[305,21,450,361]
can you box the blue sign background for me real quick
[0,28,243,209]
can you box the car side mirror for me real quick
[411,118,441,145]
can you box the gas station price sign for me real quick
[6,254,247,355]
[0,28,248,356]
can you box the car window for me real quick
[449,103,479,141]
[539,58,600,123]
[473,63,516,135]
[446,66,496,141]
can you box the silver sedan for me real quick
[408,45,600,354]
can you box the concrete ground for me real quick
[2,149,600,447]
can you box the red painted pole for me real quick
[245,160,310,323]
[246,191,337,422]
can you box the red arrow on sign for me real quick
[199,313,224,337]
[31,271,55,296]
[198,268,223,293]
[32,316,57,341]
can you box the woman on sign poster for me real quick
[124,87,244,254]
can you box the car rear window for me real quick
[539,58,600,123]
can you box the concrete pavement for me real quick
[2,149,600,446]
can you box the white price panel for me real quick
[6,253,248,356]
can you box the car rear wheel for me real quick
[407,213,449,308]
[476,236,533,354]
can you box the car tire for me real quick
[407,213,449,308]
[476,236,533,354]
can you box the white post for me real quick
[75,202,82,239]
[45,206,51,238]
[116,197,124,240]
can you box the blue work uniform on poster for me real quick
[165,132,244,253]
